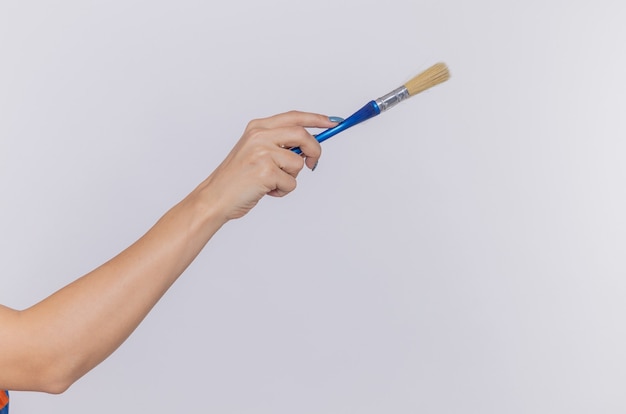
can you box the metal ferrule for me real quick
[375,86,410,112]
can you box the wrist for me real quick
[185,181,231,231]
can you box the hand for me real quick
[196,111,338,221]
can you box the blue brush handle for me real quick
[291,100,381,155]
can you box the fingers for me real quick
[242,147,301,199]
[245,110,338,170]
[247,110,338,130]
[244,123,320,199]
[249,125,322,170]
[267,170,298,198]
[271,147,305,177]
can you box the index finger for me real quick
[249,110,338,130]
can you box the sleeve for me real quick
[0,390,9,414]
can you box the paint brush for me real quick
[292,62,450,154]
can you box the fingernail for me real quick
[328,116,345,123]
[312,160,319,171]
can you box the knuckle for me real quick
[288,177,298,192]
[255,156,275,176]
[280,178,297,196]
[257,168,274,187]
[246,127,265,140]
[250,147,272,164]
[295,155,306,170]
[247,126,262,137]
[246,119,262,131]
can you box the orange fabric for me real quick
[0,390,8,409]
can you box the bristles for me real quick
[404,62,450,96]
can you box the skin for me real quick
[0,111,337,394]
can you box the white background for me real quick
[1,1,626,413]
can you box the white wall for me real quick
[2,1,625,413]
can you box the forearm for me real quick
[11,188,224,393]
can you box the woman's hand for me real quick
[196,111,338,221]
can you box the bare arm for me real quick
[0,111,336,393]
